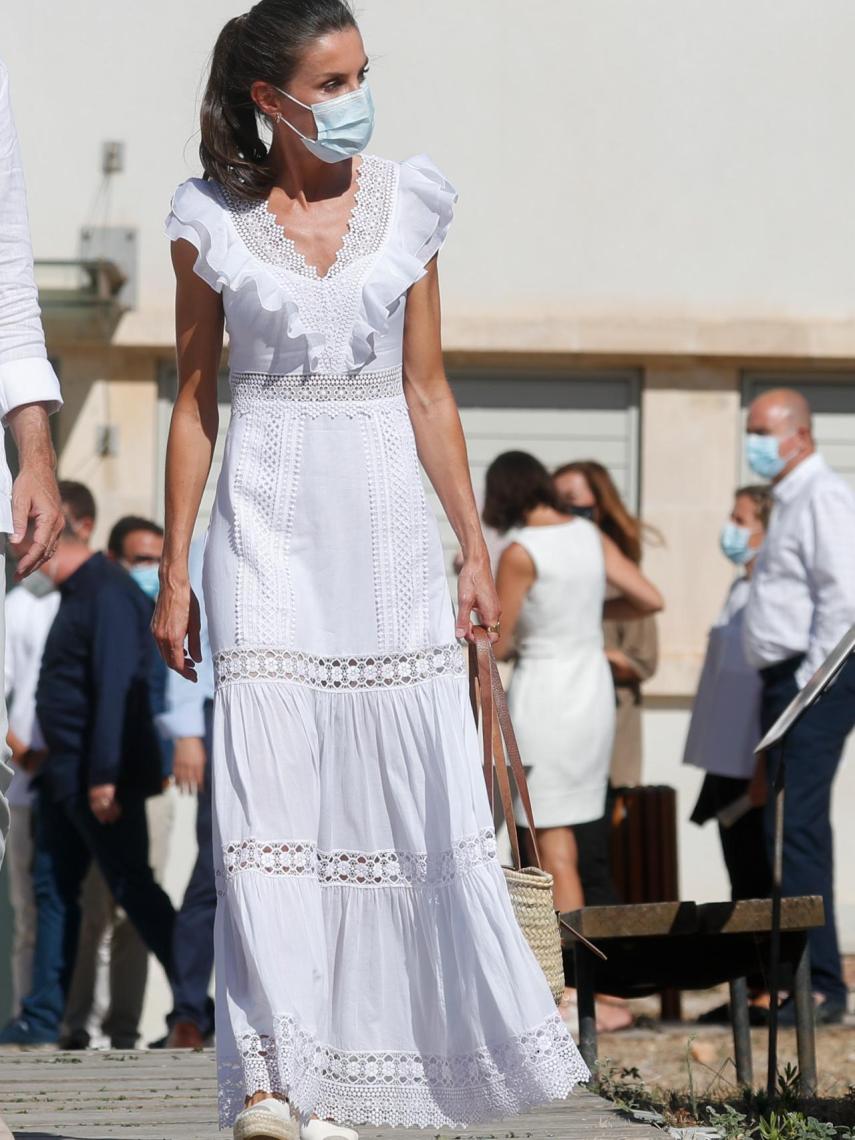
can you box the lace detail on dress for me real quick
[220,829,497,892]
[230,367,402,414]
[222,839,315,885]
[214,641,465,690]
[232,402,305,647]
[361,404,430,652]
[221,154,395,281]
[220,156,399,372]
[218,1011,588,1129]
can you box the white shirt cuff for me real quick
[0,356,63,420]
[156,704,206,742]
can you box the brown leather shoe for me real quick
[166,1020,205,1049]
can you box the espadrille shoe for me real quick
[233,1097,298,1140]
[300,1120,359,1140]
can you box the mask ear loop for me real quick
[273,110,313,144]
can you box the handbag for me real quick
[468,627,603,1004]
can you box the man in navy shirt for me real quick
[0,489,175,1046]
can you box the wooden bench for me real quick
[560,896,825,1095]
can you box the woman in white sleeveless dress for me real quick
[153,5,588,1139]
[486,453,663,916]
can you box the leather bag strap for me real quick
[468,626,607,961]
[470,627,541,869]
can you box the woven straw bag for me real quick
[468,627,601,1003]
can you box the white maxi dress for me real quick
[165,153,587,1130]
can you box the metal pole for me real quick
[730,976,754,1088]
[793,935,817,1097]
[766,739,786,1100]
[575,945,598,1072]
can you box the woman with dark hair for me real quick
[486,452,662,920]
[553,461,660,789]
[154,5,588,1139]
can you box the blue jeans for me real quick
[21,784,175,1038]
[167,700,216,1035]
[761,654,855,1005]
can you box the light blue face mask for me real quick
[720,522,759,566]
[745,433,789,480]
[129,563,160,600]
[275,82,375,164]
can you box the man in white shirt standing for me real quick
[4,575,61,1013]
[743,387,855,1023]
[0,56,65,869]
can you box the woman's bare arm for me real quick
[152,239,224,676]
[402,256,499,643]
[601,533,664,620]
[493,542,535,661]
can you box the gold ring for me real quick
[486,622,501,634]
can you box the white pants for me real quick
[63,787,175,1047]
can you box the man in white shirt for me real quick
[4,576,60,1013]
[743,387,855,1022]
[0,56,65,869]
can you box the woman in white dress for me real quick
[153,4,588,1139]
[486,452,663,915]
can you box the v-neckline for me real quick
[262,155,366,282]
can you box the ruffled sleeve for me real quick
[348,154,457,371]
[165,177,295,314]
[165,178,326,364]
[395,153,458,268]
[164,178,229,294]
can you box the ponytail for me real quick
[199,0,357,201]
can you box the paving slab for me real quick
[0,1049,662,1139]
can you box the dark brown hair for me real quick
[735,484,773,531]
[58,480,96,525]
[553,460,656,564]
[107,516,165,560]
[482,451,565,534]
[200,0,358,199]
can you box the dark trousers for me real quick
[691,773,771,902]
[22,784,175,1038]
[760,654,855,1005]
[168,700,216,1035]
[574,790,620,907]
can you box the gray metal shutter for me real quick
[426,368,641,573]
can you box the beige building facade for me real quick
[2,0,855,1028]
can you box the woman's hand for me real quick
[152,567,202,678]
[456,548,501,643]
[606,648,642,685]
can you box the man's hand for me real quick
[5,404,62,580]
[89,783,121,824]
[19,747,46,774]
[173,737,206,795]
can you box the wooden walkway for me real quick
[0,1049,663,1139]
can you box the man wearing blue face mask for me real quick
[57,516,173,1052]
[0,503,174,1048]
[743,387,855,1025]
